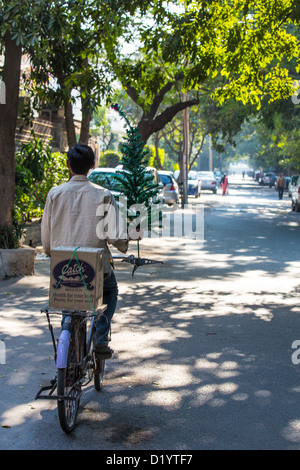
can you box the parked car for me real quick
[158,170,179,205]
[291,176,300,212]
[288,175,300,197]
[89,166,164,203]
[144,166,164,202]
[188,171,201,197]
[285,176,290,191]
[173,170,201,198]
[197,171,218,193]
[267,173,277,187]
[214,170,222,185]
[259,172,277,187]
[88,168,124,199]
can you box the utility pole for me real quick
[209,134,213,171]
[182,90,189,207]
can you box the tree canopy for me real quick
[1,0,300,232]
[105,0,300,181]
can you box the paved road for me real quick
[1,176,300,450]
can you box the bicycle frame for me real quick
[35,306,106,402]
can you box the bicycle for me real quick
[35,250,162,433]
[35,305,108,433]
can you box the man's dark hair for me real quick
[67,144,95,175]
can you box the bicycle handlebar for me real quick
[112,254,163,276]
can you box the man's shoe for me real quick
[94,344,114,358]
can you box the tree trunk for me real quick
[79,58,93,145]
[64,95,77,149]
[154,133,163,170]
[64,92,92,148]
[138,98,199,144]
[79,95,93,144]
[0,33,22,227]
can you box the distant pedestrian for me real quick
[277,173,285,200]
[221,173,229,195]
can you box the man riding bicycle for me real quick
[41,144,129,357]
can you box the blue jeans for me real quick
[95,269,118,346]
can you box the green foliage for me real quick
[0,0,50,49]
[147,145,164,168]
[105,2,300,183]
[99,150,122,168]
[0,225,18,249]
[14,137,69,223]
[0,204,26,249]
[116,1,300,130]
[25,1,148,132]
[0,218,23,249]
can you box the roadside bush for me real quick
[99,150,121,168]
[15,137,69,223]
[0,138,68,249]
[0,220,23,249]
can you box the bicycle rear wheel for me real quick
[57,369,80,433]
[57,317,83,433]
[94,356,105,391]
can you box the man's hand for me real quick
[128,227,144,241]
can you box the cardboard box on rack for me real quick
[48,246,104,310]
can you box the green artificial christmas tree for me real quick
[111,103,163,275]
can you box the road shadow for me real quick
[50,280,300,450]
[1,181,300,449]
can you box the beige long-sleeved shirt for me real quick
[41,175,129,273]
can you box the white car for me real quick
[291,176,300,212]
[158,171,179,205]
[259,172,276,187]
[288,175,300,197]
[88,168,123,198]
[89,166,164,203]
[197,171,218,194]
